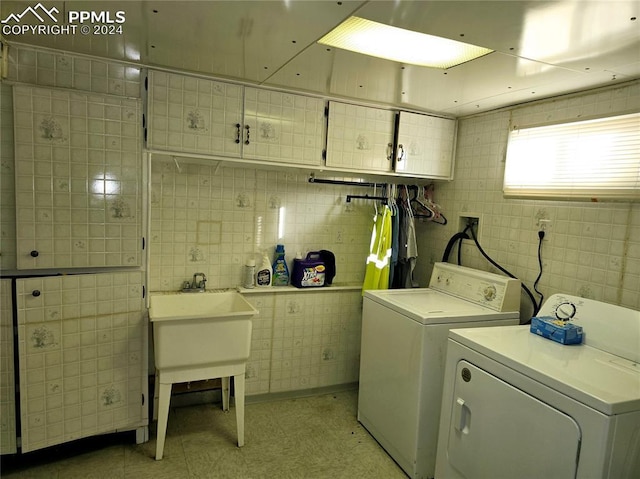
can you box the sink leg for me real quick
[153,371,159,421]
[221,376,230,412]
[234,373,245,447]
[155,381,172,460]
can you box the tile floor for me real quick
[1,389,407,478]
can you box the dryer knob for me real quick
[555,301,577,321]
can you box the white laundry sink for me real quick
[149,291,257,370]
[149,291,258,459]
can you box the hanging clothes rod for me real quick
[308,174,386,188]
[346,194,387,203]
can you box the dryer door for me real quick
[444,360,581,479]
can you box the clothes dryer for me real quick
[435,294,640,479]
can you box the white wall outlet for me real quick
[537,219,552,231]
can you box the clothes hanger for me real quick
[408,185,434,219]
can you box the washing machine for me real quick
[435,294,640,479]
[358,262,521,479]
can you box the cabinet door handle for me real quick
[30,250,39,257]
[386,143,393,161]
[235,123,241,144]
[244,124,250,145]
[397,144,405,162]
[32,290,41,297]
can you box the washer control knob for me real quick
[483,285,497,302]
[555,301,577,321]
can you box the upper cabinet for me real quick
[13,86,142,270]
[146,71,325,167]
[147,71,243,158]
[326,101,456,179]
[243,88,325,166]
[394,111,456,179]
[325,101,395,173]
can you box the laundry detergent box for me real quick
[292,252,326,288]
[530,316,583,345]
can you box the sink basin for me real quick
[149,291,258,459]
[149,291,258,370]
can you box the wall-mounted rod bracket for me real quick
[308,173,386,189]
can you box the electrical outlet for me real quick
[537,219,552,232]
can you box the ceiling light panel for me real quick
[318,16,494,69]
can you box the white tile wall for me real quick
[16,272,146,453]
[0,279,17,454]
[242,290,362,395]
[416,80,640,315]
[7,46,141,98]
[149,159,374,291]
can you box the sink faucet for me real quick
[182,272,207,292]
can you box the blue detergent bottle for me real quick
[272,244,290,286]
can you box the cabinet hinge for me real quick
[142,237,145,251]
[142,285,146,299]
[144,76,148,91]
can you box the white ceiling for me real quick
[1,0,639,117]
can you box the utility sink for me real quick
[149,291,257,370]
[148,291,258,460]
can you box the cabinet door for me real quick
[0,279,17,454]
[16,272,146,453]
[147,70,243,157]
[243,88,325,166]
[395,111,456,179]
[325,101,395,173]
[13,86,142,269]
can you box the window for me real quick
[503,112,640,200]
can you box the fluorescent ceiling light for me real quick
[318,16,493,69]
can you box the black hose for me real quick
[467,226,540,317]
[442,231,470,263]
[533,231,545,310]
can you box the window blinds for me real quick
[503,112,640,200]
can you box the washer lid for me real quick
[449,325,640,415]
[364,289,520,324]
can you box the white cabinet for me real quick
[12,86,143,270]
[243,87,325,166]
[0,279,16,454]
[395,111,456,179]
[147,70,243,158]
[325,101,395,173]
[326,101,456,179]
[16,272,147,453]
[147,71,325,167]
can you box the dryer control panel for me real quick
[537,293,640,363]
[428,263,521,312]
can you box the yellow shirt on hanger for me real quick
[362,204,393,294]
